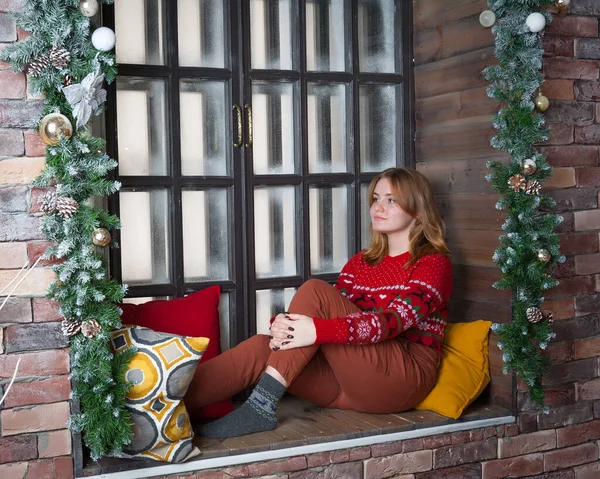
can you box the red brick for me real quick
[575,337,600,360]
[330,447,370,463]
[0,462,27,479]
[557,419,600,448]
[26,241,61,267]
[433,438,496,469]
[547,16,599,38]
[545,79,575,101]
[538,403,594,430]
[498,430,557,458]
[575,255,600,276]
[545,167,576,189]
[0,297,31,323]
[520,386,576,411]
[575,124,600,144]
[552,317,600,343]
[519,413,539,434]
[0,435,37,464]
[53,456,74,479]
[364,450,432,478]
[32,298,61,322]
[0,71,25,99]
[543,36,574,58]
[246,456,308,476]
[470,430,483,442]
[306,452,330,467]
[28,187,54,215]
[26,460,55,479]
[541,146,598,167]
[547,275,596,298]
[577,168,600,188]
[371,441,403,458]
[221,465,249,478]
[450,431,471,445]
[560,233,599,255]
[506,424,519,437]
[2,375,70,408]
[542,123,574,145]
[1,401,70,435]
[291,463,362,479]
[544,443,598,471]
[23,129,45,157]
[422,434,451,449]
[578,378,600,400]
[403,439,424,452]
[483,427,498,439]
[416,463,481,479]
[0,349,69,379]
[543,298,575,321]
[482,454,544,479]
[38,429,71,458]
[574,461,600,479]
[545,59,600,80]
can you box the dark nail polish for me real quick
[288,327,295,331]
[282,341,289,346]
[272,346,280,351]
[284,311,290,314]
[269,335,273,339]
[287,334,294,339]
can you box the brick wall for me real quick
[0,1,599,479]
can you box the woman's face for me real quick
[370,177,416,236]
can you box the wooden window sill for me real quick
[81,397,513,478]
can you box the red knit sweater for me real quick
[313,251,453,352]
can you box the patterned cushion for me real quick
[111,325,209,462]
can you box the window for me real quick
[105,0,413,349]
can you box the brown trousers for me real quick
[185,279,441,416]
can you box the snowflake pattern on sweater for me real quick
[313,252,453,352]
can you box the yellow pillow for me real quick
[111,325,210,462]
[415,320,492,419]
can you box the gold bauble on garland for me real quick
[39,112,73,145]
[92,227,111,247]
[537,249,551,264]
[521,158,537,175]
[534,92,550,112]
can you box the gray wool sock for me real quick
[200,373,286,438]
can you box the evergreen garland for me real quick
[0,0,134,459]
[484,0,564,409]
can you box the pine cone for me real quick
[49,47,70,69]
[56,197,78,218]
[61,318,82,336]
[525,180,541,195]
[81,319,101,338]
[39,191,58,214]
[62,74,73,86]
[526,307,543,324]
[507,174,526,192]
[28,55,51,76]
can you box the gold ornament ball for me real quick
[521,158,537,175]
[92,227,111,247]
[535,93,550,112]
[556,0,571,7]
[537,249,551,264]
[39,113,73,146]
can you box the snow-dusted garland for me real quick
[484,0,564,409]
[0,0,134,459]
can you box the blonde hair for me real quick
[362,167,450,266]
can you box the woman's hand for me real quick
[269,313,316,351]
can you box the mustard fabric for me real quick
[415,320,492,419]
[111,325,209,462]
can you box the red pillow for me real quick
[119,286,233,418]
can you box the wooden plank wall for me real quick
[412,0,512,409]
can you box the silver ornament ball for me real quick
[79,0,99,17]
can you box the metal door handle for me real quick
[233,104,242,148]
[245,104,253,148]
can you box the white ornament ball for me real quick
[91,27,116,52]
[79,0,99,17]
[479,10,496,28]
[526,12,546,33]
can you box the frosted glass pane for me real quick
[182,189,231,281]
[307,83,349,173]
[117,78,168,176]
[359,84,400,172]
[251,0,295,70]
[361,183,371,249]
[358,0,400,73]
[178,0,228,68]
[252,82,298,175]
[310,185,349,273]
[219,292,231,351]
[180,80,230,176]
[120,190,171,285]
[255,288,296,335]
[306,0,349,72]
[254,186,297,278]
[115,0,165,65]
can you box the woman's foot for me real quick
[200,373,286,438]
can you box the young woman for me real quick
[185,167,452,438]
